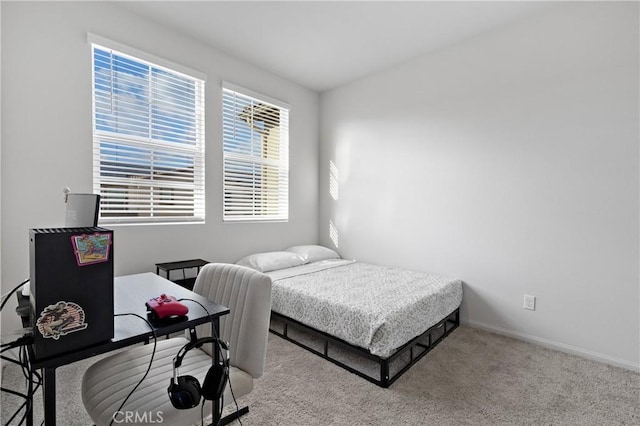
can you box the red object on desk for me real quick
[146,294,189,319]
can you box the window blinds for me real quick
[222,84,289,222]
[91,42,205,224]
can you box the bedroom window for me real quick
[90,35,205,224]
[222,82,290,222]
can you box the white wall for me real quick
[320,2,639,370]
[1,2,319,333]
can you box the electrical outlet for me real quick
[524,294,536,310]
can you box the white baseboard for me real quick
[463,319,640,373]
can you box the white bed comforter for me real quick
[267,259,463,358]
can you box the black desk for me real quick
[24,272,229,426]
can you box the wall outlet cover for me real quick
[524,294,536,310]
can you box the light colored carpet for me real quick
[2,325,639,425]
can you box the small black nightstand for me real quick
[155,259,209,290]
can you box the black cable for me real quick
[20,344,42,390]
[1,335,32,350]
[1,355,27,364]
[178,298,242,426]
[0,336,36,425]
[0,387,29,399]
[108,313,157,426]
[0,282,35,425]
[0,278,29,312]
[0,338,41,426]
[11,346,31,426]
[19,343,38,426]
[5,399,28,426]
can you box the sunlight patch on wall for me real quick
[329,220,339,248]
[329,160,339,200]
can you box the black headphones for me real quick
[167,337,229,409]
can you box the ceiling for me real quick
[118,1,555,92]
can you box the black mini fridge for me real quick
[29,227,114,359]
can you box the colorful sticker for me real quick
[71,232,111,266]
[36,301,88,340]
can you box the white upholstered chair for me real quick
[81,263,272,426]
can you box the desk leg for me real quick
[212,318,220,426]
[43,367,56,426]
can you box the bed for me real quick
[236,245,463,387]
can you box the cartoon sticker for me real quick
[36,301,88,340]
[71,232,111,266]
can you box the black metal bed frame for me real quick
[269,307,460,388]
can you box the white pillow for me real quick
[236,251,306,272]
[285,245,341,264]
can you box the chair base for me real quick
[217,406,249,426]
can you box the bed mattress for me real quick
[267,259,463,358]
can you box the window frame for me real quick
[89,34,206,225]
[222,81,290,223]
